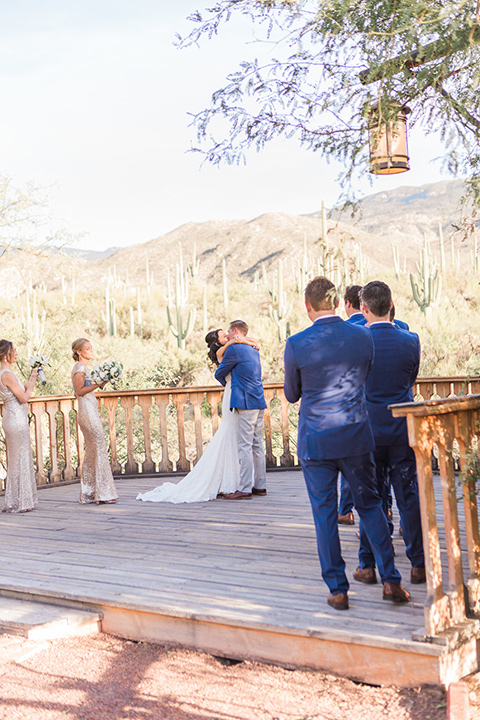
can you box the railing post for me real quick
[263,388,276,468]
[59,398,75,481]
[173,393,190,472]
[206,390,221,435]
[101,395,122,475]
[119,395,139,475]
[137,395,156,475]
[30,403,48,486]
[277,388,295,467]
[189,392,204,465]
[45,401,61,483]
[433,414,467,624]
[455,410,480,615]
[154,395,173,473]
[406,413,452,636]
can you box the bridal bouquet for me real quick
[29,354,49,385]
[91,360,123,389]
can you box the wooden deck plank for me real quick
[0,469,472,685]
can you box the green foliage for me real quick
[179,1,480,223]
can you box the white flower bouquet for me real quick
[91,360,123,389]
[29,354,49,384]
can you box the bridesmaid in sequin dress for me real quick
[71,338,118,505]
[0,339,38,513]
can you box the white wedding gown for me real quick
[136,375,240,503]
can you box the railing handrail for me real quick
[3,375,479,406]
[391,393,480,417]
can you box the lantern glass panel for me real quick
[369,107,410,175]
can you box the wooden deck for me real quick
[0,470,470,687]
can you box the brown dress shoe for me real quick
[327,593,349,610]
[338,512,355,525]
[383,582,410,603]
[353,566,378,584]
[410,567,426,584]
[223,491,252,500]
[252,488,267,496]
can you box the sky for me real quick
[0,0,448,251]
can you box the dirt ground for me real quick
[0,633,447,720]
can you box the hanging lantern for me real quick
[368,103,411,175]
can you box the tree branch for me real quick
[359,25,480,84]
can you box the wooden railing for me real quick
[392,394,480,639]
[0,376,479,492]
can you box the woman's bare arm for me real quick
[216,336,260,362]
[73,372,105,396]
[2,370,37,404]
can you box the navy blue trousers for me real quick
[302,453,401,595]
[338,474,354,515]
[359,444,424,569]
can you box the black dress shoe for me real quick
[327,593,349,610]
[353,566,378,584]
[252,488,267,496]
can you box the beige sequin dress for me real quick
[0,369,37,513]
[72,363,118,504]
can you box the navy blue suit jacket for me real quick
[284,316,375,460]
[348,313,410,331]
[347,312,366,325]
[215,344,267,410]
[366,322,420,446]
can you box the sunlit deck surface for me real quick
[0,470,455,686]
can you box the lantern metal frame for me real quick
[368,103,411,175]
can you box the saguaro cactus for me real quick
[187,243,200,284]
[268,259,291,342]
[409,237,442,314]
[392,243,401,279]
[294,235,312,293]
[166,264,196,349]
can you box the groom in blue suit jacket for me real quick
[356,281,425,585]
[284,277,409,610]
[215,319,267,499]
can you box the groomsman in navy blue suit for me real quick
[284,277,409,610]
[355,281,425,585]
[344,284,365,325]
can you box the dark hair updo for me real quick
[205,329,222,366]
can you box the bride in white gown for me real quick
[136,329,259,504]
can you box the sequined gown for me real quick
[0,369,37,513]
[72,363,118,504]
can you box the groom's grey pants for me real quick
[236,408,267,493]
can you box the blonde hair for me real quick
[72,338,89,362]
[0,339,14,363]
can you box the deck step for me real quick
[0,597,102,640]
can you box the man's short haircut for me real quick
[229,319,249,335]
[305,276,338,311]
[344,285,362,310]
[360,281,392,317]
